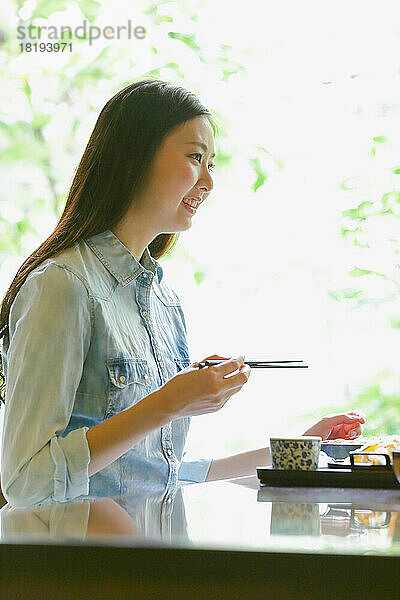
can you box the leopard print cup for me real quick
[270,436,322,470]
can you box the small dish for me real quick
[321,442,363,461]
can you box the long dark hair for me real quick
[0,79,215,403]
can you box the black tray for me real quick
[257,466,400,489]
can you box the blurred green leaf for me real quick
[194,270,205,285]
[328,288,363,301]
[168,32,200,51]
[392,167,400,174]
[22,78,32,102]
[340,228,370,247]
[349,267,375,277]
[342,201,375,219]
[16,219,36,235]
[143,3,174,25]
[256,145,284,171]
[249,157,267,192]
[215,150,231,168]
[220,67,242,82]
[381,191,400,211]
[372,135,387,143]
[79,0,102,22]
[340,178,356,191]
[216,46,246,82]
[31,0,70,20]
[31,113,52,129]
[140,61,182,80]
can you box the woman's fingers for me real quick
[327,421,364,440]
[325,412,366,428]
[215,356,245,378]
[342,420,364,437]
[190,355,250,395]
[303,410,366,440]
[222,364,251,392]
[347,425,363,439]
[347,410,367,423]
[325,412,366,440]
[190,354,230,369]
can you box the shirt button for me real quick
[156,354,162,362]
[119,375,126,384]
[142,272,148,279]
[144,373,150,381]
[166,497,172,504]
[141,310,148,318]
[166,449,173,457]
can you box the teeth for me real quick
[183,198,199,208]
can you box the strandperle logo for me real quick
[17,19,146,46]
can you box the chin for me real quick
[162,223,192,234]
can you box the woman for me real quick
[0,80,365,507]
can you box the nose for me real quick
[197,164,214,195]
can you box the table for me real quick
[1,476,400,599]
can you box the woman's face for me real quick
[133,115,216,234]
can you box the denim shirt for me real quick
[1,230,211,507]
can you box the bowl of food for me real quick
[321,440,363,461]
[322,435,400,464]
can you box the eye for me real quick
[190,153,216,172]
[190,152,202,164]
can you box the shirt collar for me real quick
[84,229,163,286]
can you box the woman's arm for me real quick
[205,412,366,481]
[3,264,249,507]
[87,358,250,477]
[205,447,271,481]
[2,264,93,507]
[86,389,169,477]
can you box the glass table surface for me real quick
[2,475,400,557]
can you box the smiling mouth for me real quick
[182,197,202,209]
[181,197,202,215]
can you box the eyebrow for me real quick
[185,141,216,159]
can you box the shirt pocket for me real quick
[105,358,153,417]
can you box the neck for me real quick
[110,224,156,263]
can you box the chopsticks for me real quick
[197,360,308,369]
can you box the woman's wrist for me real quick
[145,387,177,424]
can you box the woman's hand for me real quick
[302,410,366,440]
[156,353,251,420]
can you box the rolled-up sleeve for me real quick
[178,457,212,483]
[1,263,92,508]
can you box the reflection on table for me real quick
[2,476,400,557]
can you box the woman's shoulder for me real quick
[8,257,93,340]
[26,240,114,300]
[18,260,90,308]
[25,250,90,296]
